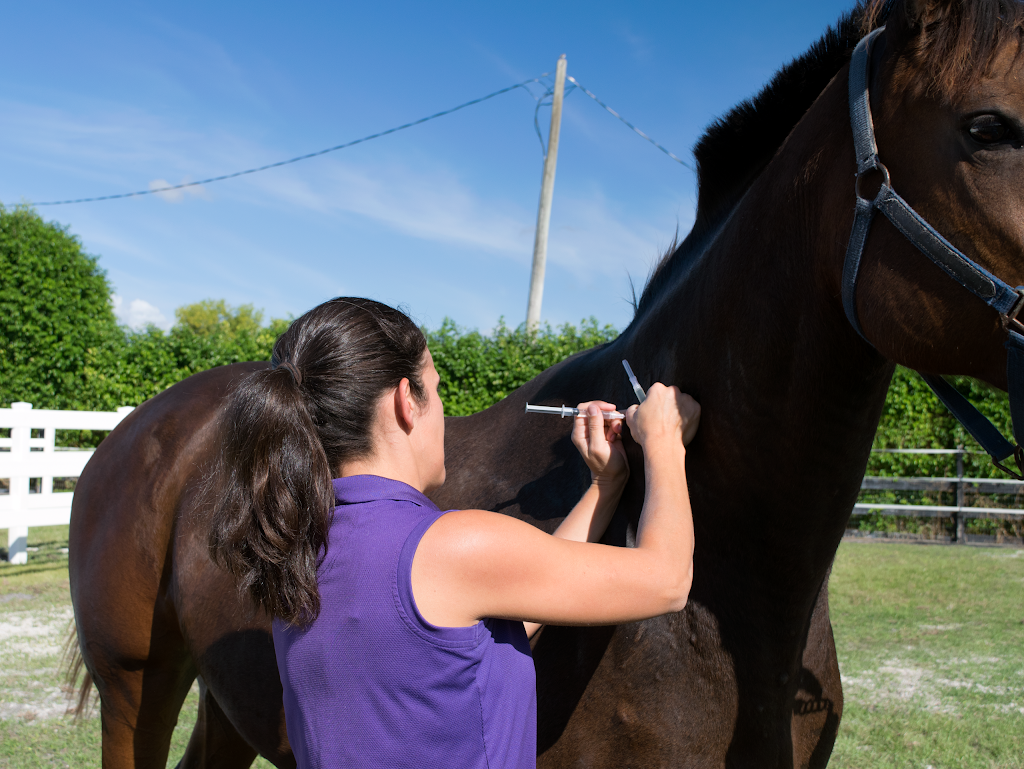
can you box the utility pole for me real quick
[526,54,567,329]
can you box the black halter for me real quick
[842,27,1024,479]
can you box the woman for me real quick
[209,297,699,769]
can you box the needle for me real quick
[622,359,647,403]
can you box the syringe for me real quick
[524,404,625,420]
[524,359,647,421]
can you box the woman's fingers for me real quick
[573,401,628,483]
[624,404,640,434]
[571,403,609,460]
[586,404,606,456]
[678,394,701,446]
[625,385,700,448]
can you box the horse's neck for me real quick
[621,73,893,549]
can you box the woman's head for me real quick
[209,297,429,626]
[271,297,428,470]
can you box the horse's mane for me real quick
[636,0,1024,315]
[635,6,868,314]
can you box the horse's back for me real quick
[70,362,265,600]
[69,362,271,769]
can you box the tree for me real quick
[174,299,264,338]
[104,316,291,409]
[0,205,121,409]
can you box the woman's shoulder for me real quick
[415,508,552,592]
[425,508,539,547]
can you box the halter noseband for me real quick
[843,27,1024,479]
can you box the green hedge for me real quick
[80,321,290,413]
[860,366,1020,539]
[869,366,1012,479]
[0,204,1017,487]
[427,318,618,417]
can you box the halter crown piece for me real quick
[842,27,1024,479]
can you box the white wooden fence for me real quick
[0,402,133,564]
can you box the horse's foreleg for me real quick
[790,579,843,769]
[176,677,258,769]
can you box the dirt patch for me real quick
[842,656,1024,716]
[0,608,79,721]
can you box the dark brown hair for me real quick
[864,0,1024,101]
[208,297,427,626]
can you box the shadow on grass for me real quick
[0,558,71,581]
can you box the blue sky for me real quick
[2,1,853,332]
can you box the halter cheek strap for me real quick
[843,27,1024,478]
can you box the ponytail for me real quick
[208,367,333,624]
[208,297,427,626]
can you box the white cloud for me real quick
[148,178,209,203]
[243,159,535,258]
[147,18,271,109]
[242,157,680,284]
[0,97,264,203]
[3,95,689,319]
[547,193,672,279]
[111,294,171,330]
[618,24,654,63]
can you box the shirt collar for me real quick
[332,475,438,510]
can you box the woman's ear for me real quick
[394,377,417,433]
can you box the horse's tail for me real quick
[61,620,97,720]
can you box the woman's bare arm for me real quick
[523,402,628,637]
[412,384,698,629]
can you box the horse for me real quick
[67,1,1024,766]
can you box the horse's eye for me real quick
[969,116,1012,144]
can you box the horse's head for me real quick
[853,0,1024,389]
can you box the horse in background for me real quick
[68,1,1024,766]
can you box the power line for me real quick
[30,76,547,206]
[26,70,692,207]
[565,75,695,172]
[527,79,580,157]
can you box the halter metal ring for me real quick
[1000,287,1024,336]
[855,159,891,203]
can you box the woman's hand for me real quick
[624,384,701,449]
[571,401,628,487]
[414,390,699,631]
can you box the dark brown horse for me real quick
[68,1,1024,766]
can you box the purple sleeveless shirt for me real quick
[273,475,537,768]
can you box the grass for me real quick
[829,541,1024,768]
[0,526,97,769]
[0,526,273,769]
[1,529,1021,767]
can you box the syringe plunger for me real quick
[524,404,625,420]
